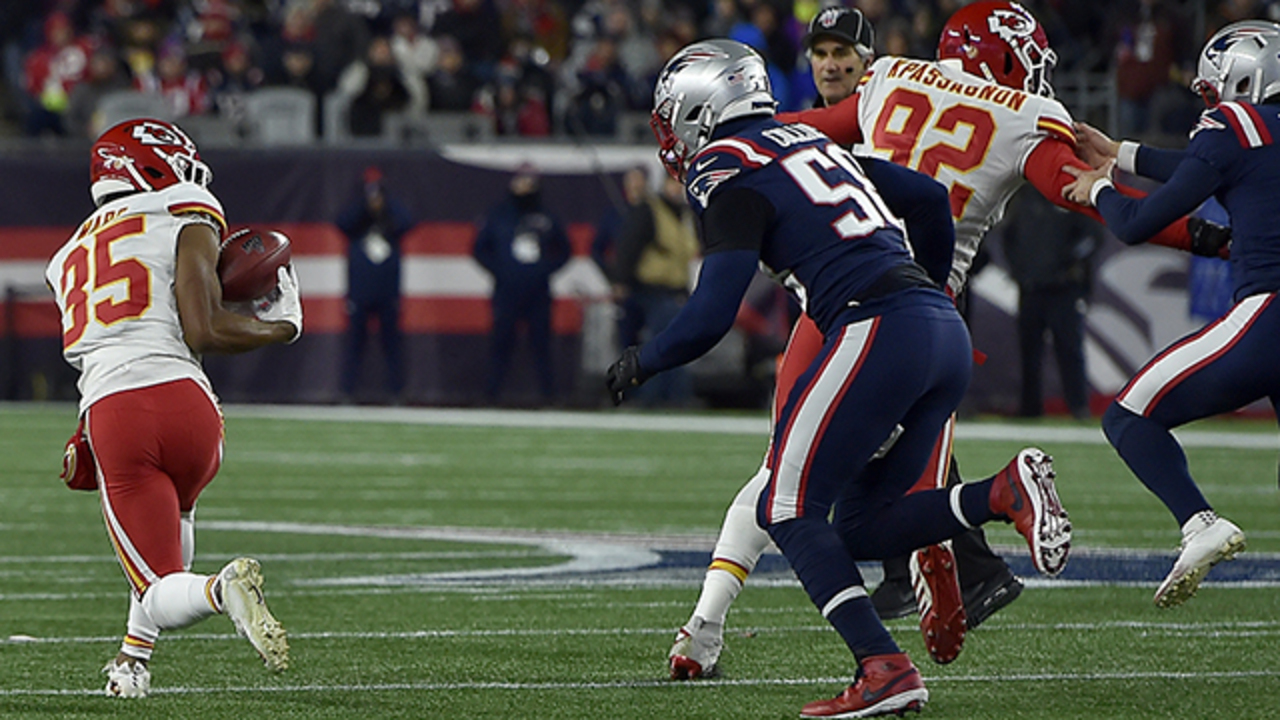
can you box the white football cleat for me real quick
[218,557,289,671]
[990,448,1072,576]
[1154,511,1246,608]
[668,616,723,680]
[103,659,150,698]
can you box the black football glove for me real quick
[1187,216,1231,258]
[605,346,652,406]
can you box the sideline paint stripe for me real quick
[6,402,1275,447]
[217,404,1280,449]
[2,669,1278,697]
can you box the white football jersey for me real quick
[853,56,1076,294]
[45,183,227,412]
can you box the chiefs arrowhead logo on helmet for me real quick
[131,120,190,147]
[988,7,1036,41]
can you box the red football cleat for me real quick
[910,542,966,664]
[800,652,927,718]
[669,651,704,681]
[989,448,1071,576]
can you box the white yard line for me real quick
[10,618,1280,646]
[2,669,1278,697]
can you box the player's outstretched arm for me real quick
[175,223,299,353]
[1062,154,1224,248]
[608,188,769,404]
[1072,121,1119,168]
[1024,138,1226,255]
[776,93,863,146]
[1073,121,1185,182]
[606,250,757,404]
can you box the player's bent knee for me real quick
[1101,401,1137,447]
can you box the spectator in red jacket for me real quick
[22,11,95,136]
[135,41,210,118]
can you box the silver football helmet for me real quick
[650,39,776,180]
[1191,20,1280,106]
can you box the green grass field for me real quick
[2,403,1279,719]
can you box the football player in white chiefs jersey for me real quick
[45,118,300,697]
[668,1,1227,684]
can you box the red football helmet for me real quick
[936,1,1057,97]
[89,118,212,207]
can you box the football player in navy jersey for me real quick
[607,39,1071,718]
[1064,20,1280,609]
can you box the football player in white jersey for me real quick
[811,1,1027,651]
[45,118,301,697]
[668,1,1227,684]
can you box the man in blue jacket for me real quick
[473,164,571,404]
[337,166,413,403]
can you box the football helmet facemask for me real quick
[650,39,776,181]
[1191,20,1280,107]
[936,0,1057,98]
[90,118,212,207]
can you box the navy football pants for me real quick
[759,291,975,639]
[1104,292,1280,525]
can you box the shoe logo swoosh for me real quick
[861,670,916,704]
[1007,473,1024,513]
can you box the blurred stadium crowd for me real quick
[2,0,1277,145]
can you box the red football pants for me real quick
[773,315,953,494]
[86,379,223,596]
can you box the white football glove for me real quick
[254,265,303,343]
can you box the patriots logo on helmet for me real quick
[660,48,731,87]
[1204,26,1272,65]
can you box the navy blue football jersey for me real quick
[685,118,919,332]
[1188,102,1280,299]
[1101,101,1280,301]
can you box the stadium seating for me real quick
[95,90,173,130]
[422,112,493,145]
[180,114,239,147]
[243,87,316,146]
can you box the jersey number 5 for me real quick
[59,215,152,348]
[869,88,996,219]
[781,143,901,240]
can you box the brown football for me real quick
[217,227,292,302]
